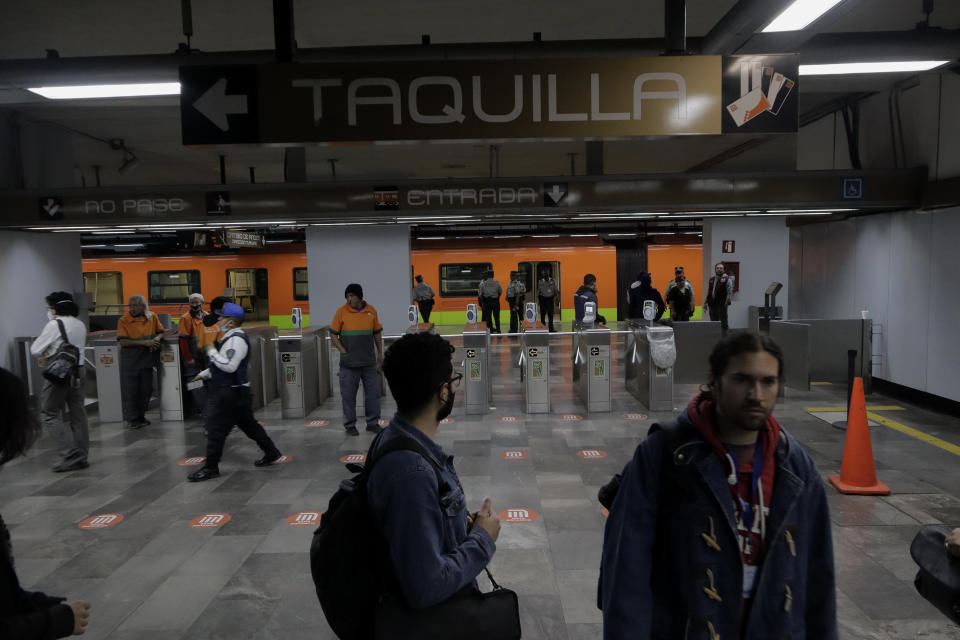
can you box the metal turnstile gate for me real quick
[625,321,674,412]
[573,324,611,412]
[245,326,279,411]
[279,335,319,419]
[159,336,184,421]
[463,323,491,414]
[520,319,550,413]
[91,331,123,423]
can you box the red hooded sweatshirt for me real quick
[686,393,782,618]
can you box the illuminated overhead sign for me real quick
[179,55,799,146]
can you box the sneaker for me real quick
[365,424,384,434]
[345,426,360,436]
[187,467,220,482]
[53,458,89,473]
[254,452,283,467]
[126,420,148,430]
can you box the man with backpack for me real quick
[30,292,89,472]
[600,332,836,639]
[312,332,500,639]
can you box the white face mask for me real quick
[47,310,54,320]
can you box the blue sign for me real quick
[842,178,864,200]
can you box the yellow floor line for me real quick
[810,382,833,386]
[805,405,904,412]
[866,412,960,457]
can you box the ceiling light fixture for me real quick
[762,0,844,32]
[415,236,445,240]
[531,234,560,238]
[767,208,854,213]
[90,230,135,234]
[493,235,522,239]
[27,82,181,100]
[606,233,638,237]
[569,233,599,237]
[800,61,949,75]
[746,211,834,216]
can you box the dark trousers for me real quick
[418,299,434,323]
[203,386,280,470]
[481,297,501,333]
[708,304,729,331]
[338,365,381,429]
[121,365,154,422]
[507,297,523,333]
[539,295,556,331]
[39,370,89,462]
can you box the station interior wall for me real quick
[0,230,84,371]
[797,72,960,181]
[789,207,960,403]
[305,224,412,336]
[701,215,791,329]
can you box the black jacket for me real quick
[626,282,665,320]
[1,515,74,639]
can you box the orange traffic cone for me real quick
[828,377,890,495]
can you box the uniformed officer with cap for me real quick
[187,302,283,482]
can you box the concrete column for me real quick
[305,225,412,335]
[701,216,789,329]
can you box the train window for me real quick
[439,263,492,297]
[293,268,309,301]
[147,270,201,304]
[83,272,123,313]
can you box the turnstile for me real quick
[279,335,319,418]
[625,321,674,412]
[573,324,611,412]
[245,326,280,411]
[520,320,550,413]
[159,336,184,421]
[463,323,491,414]
[90,331,123,423]
[314,327,332,405]
[14,337,45,399]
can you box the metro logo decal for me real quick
[78,513,124,530]
[500,508,539,523]
[305,419,330,427]
[622,413,648,420]
[577,449,607,459]
[340,453,367,464]
[498,416,519,423]
[178,456,206,466]
[189,513,231,529]
[559,414,583,421]
[499,450,529,460]
[287,511,322,527]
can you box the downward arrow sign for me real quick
[192,78,248,132]
[546,185,566,204]
[42,199,60,216]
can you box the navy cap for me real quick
[220,302,244,319]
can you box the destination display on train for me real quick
[179,55,798,146]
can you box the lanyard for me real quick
[729,442,764,532]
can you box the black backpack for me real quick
[311,431,446,640]
[42,319,81,385]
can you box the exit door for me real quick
[227,268,269,322]
[517,261,561,317]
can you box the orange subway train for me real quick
[81,239,702,328]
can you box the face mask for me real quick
[436,387,455,422]
[190,306,202,317]
[47,310,54,320]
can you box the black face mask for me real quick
[190,306,202,318]
[203,313,220,327]
[436,388,455,422]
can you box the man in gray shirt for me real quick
[412,275,435,324]
[505,271,527,333]
[477,271,502,334]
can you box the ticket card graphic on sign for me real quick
[470,361,482,381]
[726,87,770,127]
[722,55,798,133]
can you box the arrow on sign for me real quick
[42,199,60,217]
[544,184,567,205]
[192,78,248,132]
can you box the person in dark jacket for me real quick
[368,333,500,608]
[626,271,665,321]
[0,367,91,638]
[601,332,836,640]
[574,274,606,325]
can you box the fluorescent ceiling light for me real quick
[81,244,107,249]
[747,211,834,216]
[531,234,560,238]
[606,233,637,237]
[493,235,521,238]
[27,82,181,99]
[675,211,760,215]
[90,230,135,235]
[800,61,949,75]
[570,233,599,237]
[113,243,145,248]
[767,208,853,213]
[647,231,677,235]
[762,0,844,32]
[416,236,445,240]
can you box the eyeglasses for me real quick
[441,372,463,391]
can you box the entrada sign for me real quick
[180,55,798,145]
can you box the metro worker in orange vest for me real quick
[178,293,219,417]
[117,295,175,429]
[330,283,384,436]
[186,302,283,482]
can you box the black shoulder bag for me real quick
[911,525,960,624]
[42,320,81,385]
[373,440,521,640]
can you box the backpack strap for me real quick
[56,319,71,346]
[364,430,448,496]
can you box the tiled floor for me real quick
[5,334,960,639]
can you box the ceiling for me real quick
[0,0,957,189]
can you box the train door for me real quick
[83,271,123,314]
[517,261,561,317]
[226,268,269,323]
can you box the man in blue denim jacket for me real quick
[602,333,836,639]
[368,333,500,608]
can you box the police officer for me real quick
[505,271,526,333]
[187,303,283,482]
[537,269,558,332]
[477,270,502,334]
[412,275,435,323]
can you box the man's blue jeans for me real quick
[338,365,380,429]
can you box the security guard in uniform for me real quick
[477,270,502,334]
[187,302,283,482]
[506,271,526,333]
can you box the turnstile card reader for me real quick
[573,325,611,412]
[91,332,123,423]
[520,319,550,413]
[625,321,674,412]
[463,323,491,415]
[466,304,479,325]
[524,302,538,324]
[279,336,319,418]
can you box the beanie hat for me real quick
[638,271,652,287]
[345,283,363,299]
[220,302,244,319]
[584,273,597,286]
[188,293,204,303]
